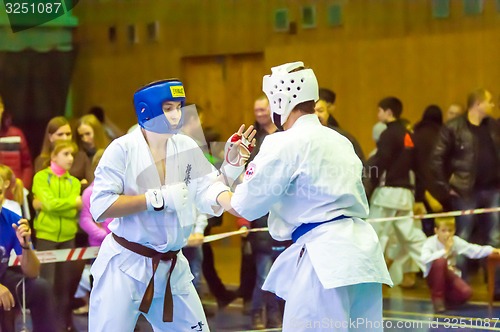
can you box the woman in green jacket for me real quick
[32,139,81,331]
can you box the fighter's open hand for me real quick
[12,218,31,248]
[225,125,257,167]
[221,125,256,182]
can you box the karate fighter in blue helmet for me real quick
[215,62,393,331]
[89,79,256,331]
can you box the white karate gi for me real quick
[368,187,427,285]
[89,127,221,332]
[421,234,493,277]
[231,114,392,332]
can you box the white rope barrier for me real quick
[9,207,500,265]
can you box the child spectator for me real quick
[75,114,110,160]
[421,216,500,312]
[0,176,58,332]
[35,116,92,187]
[32,139,82,331]
[365,97,426,287]
[0,164,23,216]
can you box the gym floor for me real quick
[16,239,500,331]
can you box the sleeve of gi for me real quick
[187,139,224,216]
[90,140,126,222]
[454,236,494,259]
[420,236,446,265]
[231,136,293,221]
[193,211,208,234]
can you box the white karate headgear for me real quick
[262,61,319,129]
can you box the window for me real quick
[147,21,159,42]
[127,24,138,44]
[108,26,117,43]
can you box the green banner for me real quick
[3,0,78,32]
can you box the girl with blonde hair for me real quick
[34,116,92,186]
[75,114,110,159]
[32,139,82,331]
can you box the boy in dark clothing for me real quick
[365,97,426,287]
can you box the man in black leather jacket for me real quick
[430,88,500,278]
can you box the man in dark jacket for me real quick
[430,88,500,280]
[430,89,500,242]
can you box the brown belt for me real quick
[112,233,179,322]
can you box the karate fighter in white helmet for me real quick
[89,79,254,331]
[216,62,393,331]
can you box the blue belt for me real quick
[291,215,346,243]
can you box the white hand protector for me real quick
[161,182,189,212]
[145,189,164,211]
[222,133,254,181]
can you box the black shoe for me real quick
[217,290,238,309]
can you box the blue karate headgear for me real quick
[133,79,186,134]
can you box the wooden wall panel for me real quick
[181,54,264,236]
[181,54,265,140]
[72,0,500,155]
[266,30,500,154]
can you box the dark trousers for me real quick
[202,225,237,301]
[184,246,203,293]
[239,237,256,303]
[0,269,58,332]
[421,200,435,237]
[36,238,83,329]
[251,251,280,322]
[451,189,500,281]
[451,189,500,246]
[426,258,472,306]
